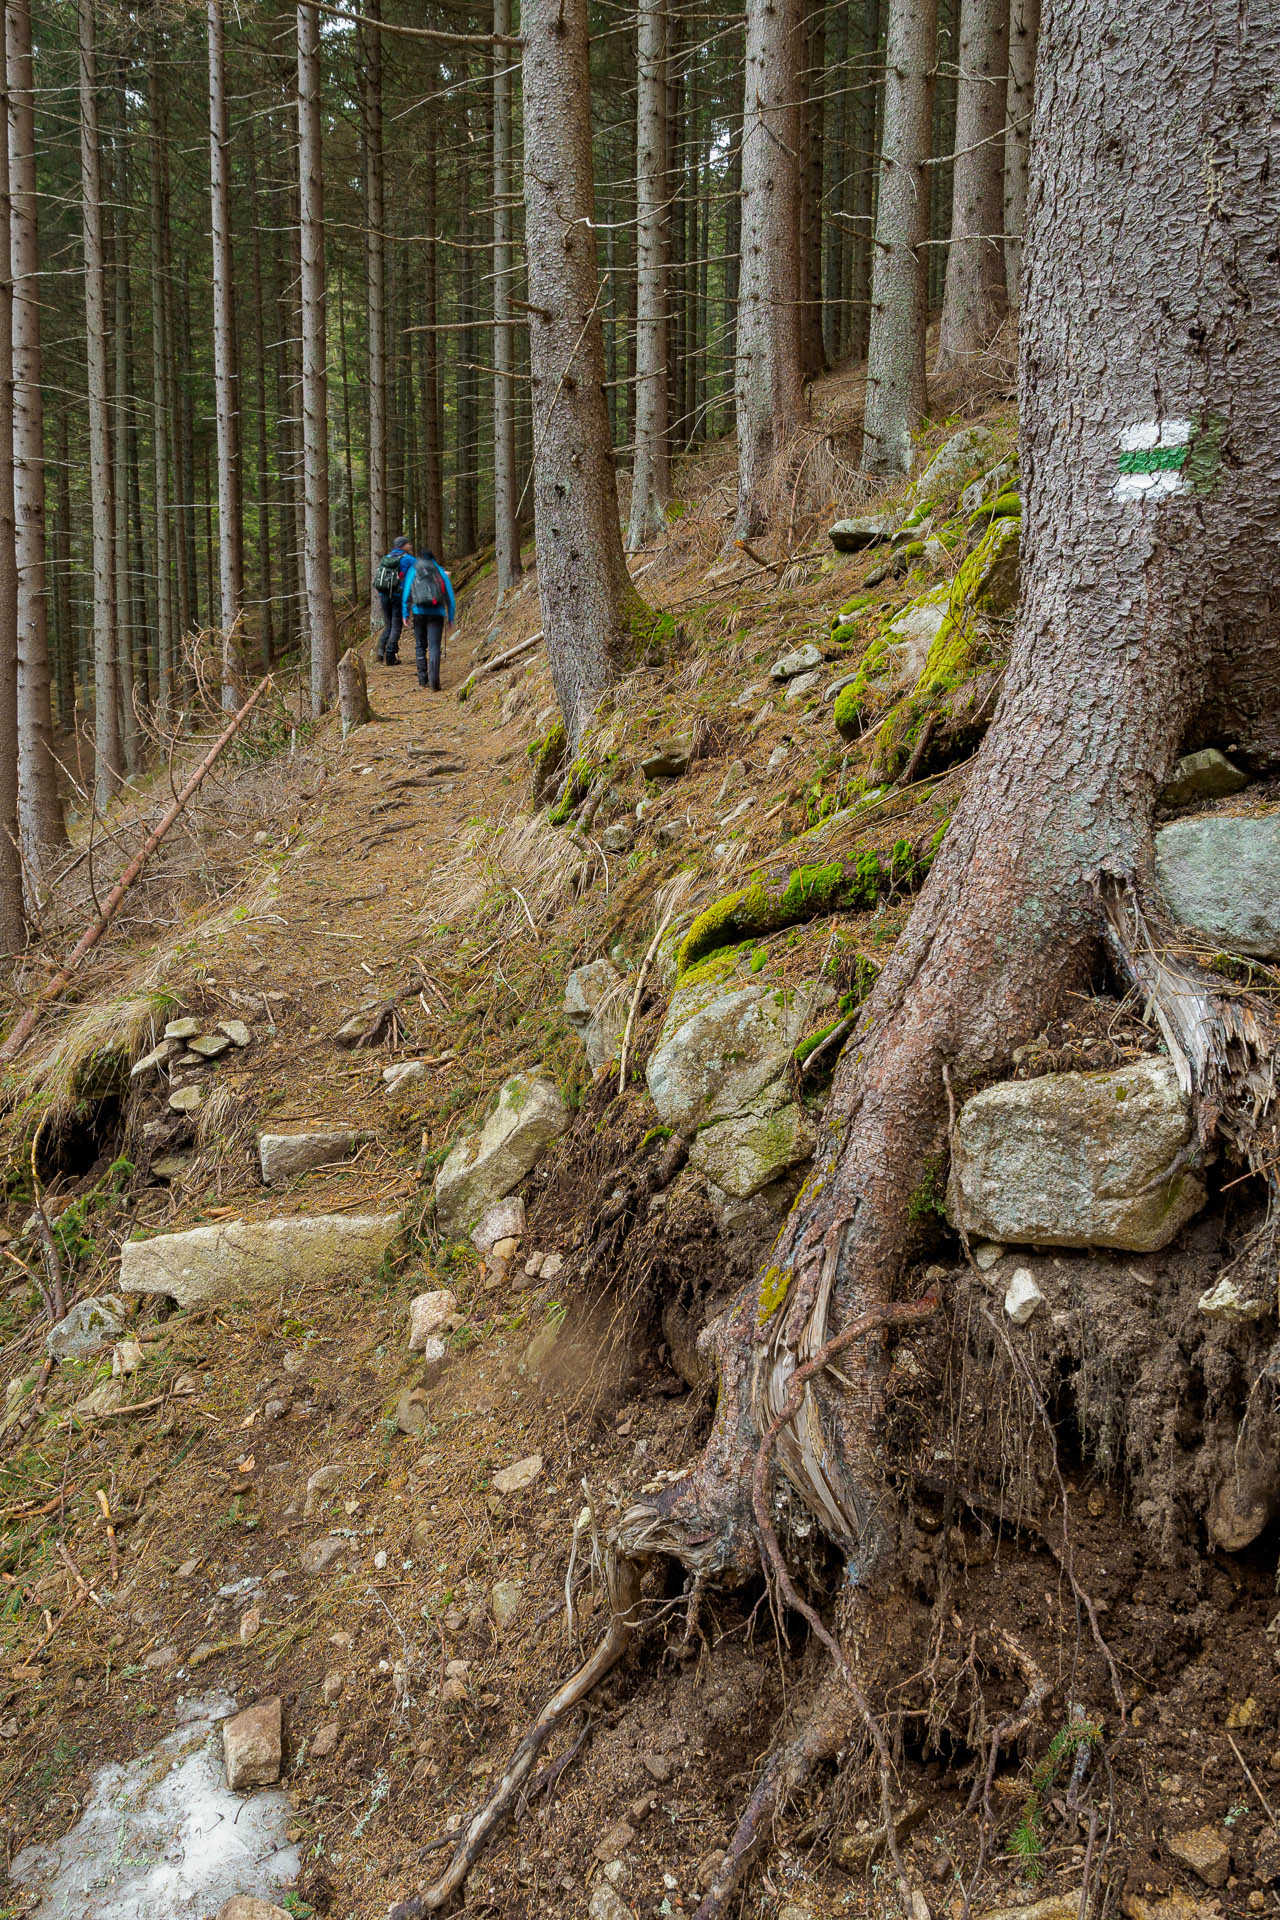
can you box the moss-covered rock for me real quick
[676,853,891,975]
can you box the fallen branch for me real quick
[457,630,543,702]
[734,537,785,576]
[0,675,273,1064]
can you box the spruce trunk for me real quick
[296,0,340,715]
[626,0,670,552]
[936,0,1010,371]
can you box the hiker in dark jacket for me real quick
[373,535,413,664]
[400,550,457,691]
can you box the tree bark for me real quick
[337,644,372,734]
[798,2,826,382]
[79,0,121,809]
[626,0,670,552]
[492,0,521,593]
[936,0,1010,372]
[208,0,244,706]
[363,0,387,614]
[522,0,645,742]
[622,0,1280,1602]
[733,0,805,538]
[148,41,176,711]
[420,145,443,552]
[245,115,274,669]
[861,0,937,474]
[1003,0,1039,305]
[296,0,340,715]
[110,99,137,773]
[0,0,23,954]
[10,0,64,871]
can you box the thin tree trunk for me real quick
[936,0,1010,371]
[363,0,387,613]
[1003,0,1038,305]
[337,272,358,603]
[80,0,120,808]
[208,0,244,705]
[861,0,937,473]
[0,0,24,953]
[455,138,479,559]
[799,2,826,381]
[245,115,274,669]
[111,105,137,772]
[296,0,340,713]
[733,0,805,538]
[148,45,176,718]
[523,0,645,742]
[52,407,74,727]
[421,144,443,553]
[10,0,64,869]
[626,0,670,551]
[492,0,521,593]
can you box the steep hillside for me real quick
[2,402,1279,1920]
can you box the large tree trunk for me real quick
[626,0,670,553]
[861,0,937,474]
[79,0,121,809]
[148,40,176,711]
[110,100,137,773]
[10,0,64,871]
[296,0,340,715]
[733,0,804,538]
[208,0,244,707]
[0,0,23,955]
[1003,0,1039,305]
[491,0,521,595]
[935,0,1010,373]
[363,0,387,617]
[798,2,825,382]
[522,0,644,742]
[622,0,1280,1621]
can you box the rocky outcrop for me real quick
[119,1213,401,1308]
[947,1059,1204,1252]
[432,1072,569,1236]
[1156,814,1280,958]
[564,959,628,1080]
[688,1100,816,1198]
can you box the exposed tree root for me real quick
[394,1554,642,1915]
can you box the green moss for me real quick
[676,852,891,976]
[833,684,864,740]
[641,1124,673,1149]
[757,1263,791,1325]
[898,539,927,562]
[988,492,1021,518]
[547,755,597,825]
[907,1162,946,1221]
[829,619,860,645]
[793,1019,842,1066]
[838,590,877,620]
[527,717,566,797]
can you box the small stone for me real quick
[395,1387,430,1434]
[130,1038,179,1078]
[189,1031,232,1058]
[492,1453,542,1495]
[628,1792,656,1824]
[218,1019,252,1047]
[311,1722,340,1758]
[641,1752,672,1783]
[770,643,822,682]
[829,512,893,553]
[383,1059,428,1092]
[46,1294,127,1360]
[300,1535,350,1576]
[1167,1827,1232,1890]
[408,1288,458,1351]
[471,1197,526,1253]
[1004,1268,1044,1325]
[164,1016,201,1040]
[974,1242,1005,1271]
[492,1235,519,1263]
[767,743,789,771]
[259,1129,363,1184]
[588,1885,631,1920]
[524,1252,545,1279]
[175,1051,205,1068]
[304,1463,343,1518]
[779,1907,814,1920]
[1248,1896,1266,1914]
[1160,748,1248,809]
[168,1085,203,1114]
[222,1696,283,1791]
[1198,1277,1269,1321]
[240,1604,262,1644]
[111,1338,143,1377]
[440,1675,467,1704]
[491,1578,522,1630]
[783,669,823,705]
[715,759,747,804]
[594,1820,636,1863]
[639,741,692,780]
[150,1156,190,1183]
[601,823,632,854]
[540,1252,564,1280]
[695,1848,726,1890]
[216,1901,293,1920]
[321,1669,345,1704]
[142,1644,178,1670]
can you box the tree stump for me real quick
[337,646,372,735]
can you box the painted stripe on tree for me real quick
[1113,418,1192,500]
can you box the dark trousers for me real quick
[376,588,403,662]
[412,612,444,690]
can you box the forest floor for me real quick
[1,387,1279,1920]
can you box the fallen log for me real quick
[0,674,273,1064]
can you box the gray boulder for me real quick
[947,1059,1204,1253]
[259,1130,365,1185]
[1156,814,1280,958]
[783,669,823,706]
[829,513,893,553]
[640,741,691,780]
[1159,748,1248,809]
[916,425,1003,499]
[120,1214,401,1308]
[646,975,821,1134]
[689,1101,816,1198]
[564,959,628,1080]
[770,643,823,682]
[46,1293,128,1360]
[433,1072,569,1236]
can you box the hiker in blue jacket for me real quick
[373,535,413,665]
[401,550,457,692]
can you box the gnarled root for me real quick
[398,1554,643,1915]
